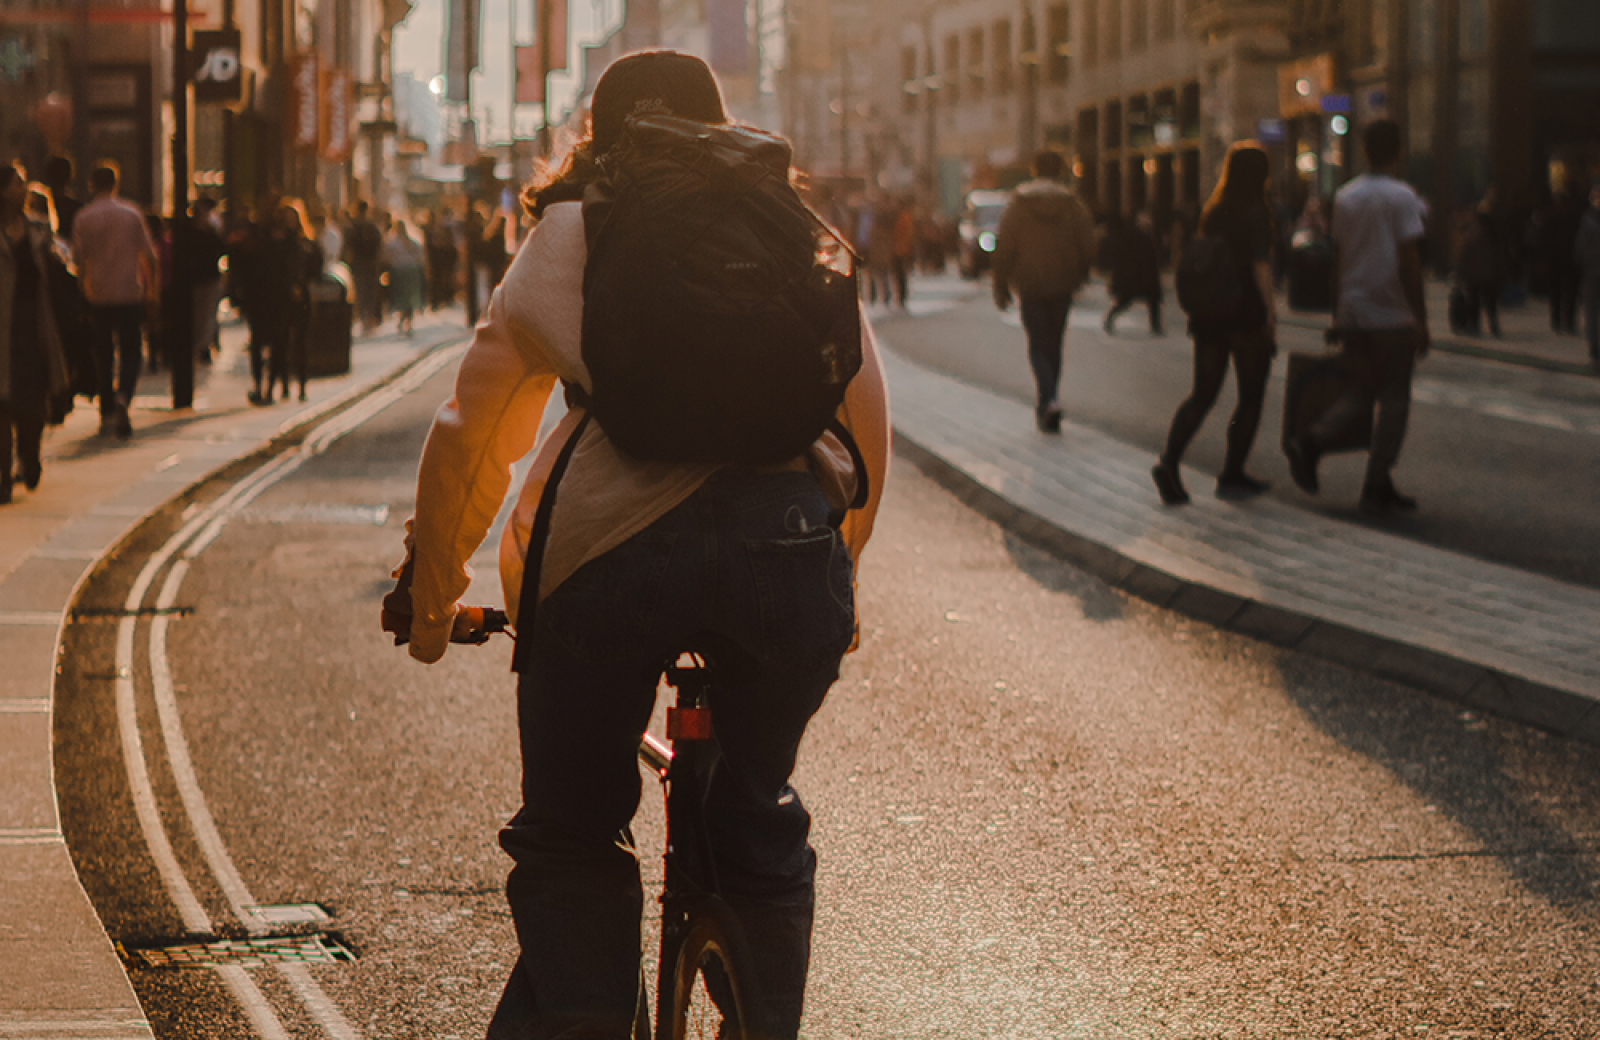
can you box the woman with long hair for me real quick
[386,51,889,1039]
[1152,141,1278,504]
[0,160,71,503]
[381,216,425,335]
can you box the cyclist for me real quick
[386,52,889,1040]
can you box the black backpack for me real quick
[576,114,862,465]
[1176,234,1247,324]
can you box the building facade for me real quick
[0,0,406,218]
[781,0,1600,237]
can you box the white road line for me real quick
[111,340,468,1040]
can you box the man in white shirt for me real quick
[1286,119,1430,514]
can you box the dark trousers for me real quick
[1107,290,1163,332]
[1310,328,1418,489]
[0,396,46,491]
[247,312,291,398]
[488,470,856,1040]
[1584,279,1600,360]
[1465,282,1501,336]
[1551,268,1581,333]
[1161,326,1272,475]
[90,303,145,417]
[1019,293,1074,413]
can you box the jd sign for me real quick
[192,30,242,103]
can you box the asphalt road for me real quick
[874,275,1600,591]
[56,337,1600,1039]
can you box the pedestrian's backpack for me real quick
[576,113,863,465]
[1176,233,1247,323]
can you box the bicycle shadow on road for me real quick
[1277,651,1600,910]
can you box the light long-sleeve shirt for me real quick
[404,200,891,663]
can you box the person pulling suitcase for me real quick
[1283,119,1430,515]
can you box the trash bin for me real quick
[1286,230,1334,312]
[306,274,353,378]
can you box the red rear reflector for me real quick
[667,707,713,741]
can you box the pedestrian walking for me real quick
[891,197,916,308]
[71,162,158,438]
[421,208,459,310]
[1284,119,1430,515]
[1152,141,1277,505]
[344,200,384,332]
[1103,209,1164,335]
[277,200,322,404]
[1577,179,1600,366]
[1543,187,1584,335]
[188,197,226,366]
[1,161,72,503]
[40,156,82,239]
[382,51,887,1040]
[312,209,343,272]
[990,149,1099,433]
[381,218,425,336]
[864,196,897,306]
[1454,206,1506,337]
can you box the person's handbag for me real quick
[1282,348,1373,455]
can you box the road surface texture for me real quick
[55,348,1600,1039]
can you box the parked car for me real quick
[956,189,1011,279]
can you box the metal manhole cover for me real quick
[124,933,355,969]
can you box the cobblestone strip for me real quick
[882,348,1600,739]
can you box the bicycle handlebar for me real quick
[382,605,511,647]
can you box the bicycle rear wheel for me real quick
[664,906,753,1040]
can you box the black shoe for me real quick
[1152,461,1189,505]
[1216,473,1270,499]
[0,482,11,505]
[20,461,41,491]
[1285,437,1320,495]
[1102,313,1116,334]
[1360,483,1418,515]
[114,404,133,439]
[1036,403,1062,434]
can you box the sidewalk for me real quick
[1279,278,1600,377]
[0,311,472,1039]
[881,342,1600,746]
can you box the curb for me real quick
[891,431,1600,749]
[20,325,471,1031]
[1280,313,1600,379]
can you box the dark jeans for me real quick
[90,303,145,417]
[488,469,856,1040]
[1107,291,1163,332]
[1019,293,1074,413]
[1161,326,1272,475]
[1583,278,1600,360]
[1309,327,1418,489]
[247,310,293,399]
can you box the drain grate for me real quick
[124,933,355,969]
[243,504,391,526]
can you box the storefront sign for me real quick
[289,52,320,154]
[320,65,353,162]
[192,30,242,104]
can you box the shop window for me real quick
[992,19,1012,94]
[945,35,961,105]
[1104,98,1123,149]
[1179,81,1201,140]
[968,26,986,99]
[1155,0,1176,40]
[1128,95,1151,149]
[1046,3,1071,83]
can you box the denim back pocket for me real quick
[746,527,855,667]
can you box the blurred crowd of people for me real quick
[0,150,523,504]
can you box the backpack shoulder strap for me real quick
[511,410,591,674]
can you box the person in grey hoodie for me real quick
[991,150,1097,432]
[1575,179,1600,365]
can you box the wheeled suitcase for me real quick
[1282,350,1373,456]
[305,276,353,378]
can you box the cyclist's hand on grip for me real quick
[382,555,416,646]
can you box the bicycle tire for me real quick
[663,903,755,1040]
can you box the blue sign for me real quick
[1256,118,1288,144]
[1320,94,1352,114]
